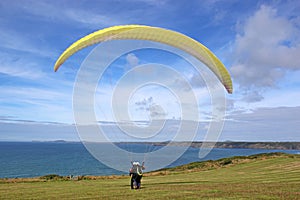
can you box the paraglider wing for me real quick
[54,25,233,94]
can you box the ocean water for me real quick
[0,142,299,178]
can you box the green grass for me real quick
[0,153,299,199]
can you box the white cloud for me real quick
[63,9,121,27]
[0,1,124,29]
[0,54,45,79]
[0,29,56,58]
[231,5,300,91]
[221,106,300,141]
[241,90,264,103]
[0,80,74,123]
[2,105,299,142]
[126,53,139,68]
[0,122,78,141]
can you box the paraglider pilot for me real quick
[129,161,145,189]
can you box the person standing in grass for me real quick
[129,161,145,189]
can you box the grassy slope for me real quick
[0,153,299,199]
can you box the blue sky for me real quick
[0,0,299,141]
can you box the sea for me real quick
[0,141,299,178]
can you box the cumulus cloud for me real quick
[126,53,139,68]
[171,72,207,92]
[135,97,153,110]
[241,90,264,103]
[149,104,167,118]
[135,97,167,119]
[231,5,300,91]
[189,73,207,88]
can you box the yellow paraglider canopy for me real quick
[54,25,233,94]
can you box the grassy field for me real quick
[0,153,299,199]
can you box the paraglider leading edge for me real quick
[53,25,233,94]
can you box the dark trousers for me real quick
[130,173,142,189]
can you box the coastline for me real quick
[3,141,299,150]
[1,152,298,183]
[1,141,299,179]
[123,141,300,150]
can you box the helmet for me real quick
[133,162,140,166]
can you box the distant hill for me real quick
[150,141,300,150]
[193,141,300,150]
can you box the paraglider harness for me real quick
[129,161,145,189]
